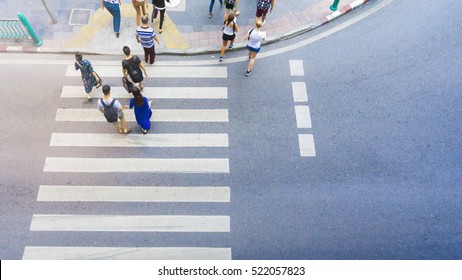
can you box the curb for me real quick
[0,0,370,56]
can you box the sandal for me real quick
[124,127,131,134]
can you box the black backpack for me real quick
[101,99,118,123]
[123,56,143,83]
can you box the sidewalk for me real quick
[0,0,369,55]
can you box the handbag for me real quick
[122,76,134,93]
[94,72,102,88]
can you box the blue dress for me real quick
[130,97,152,130]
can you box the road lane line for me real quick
[289,60,305,76]
[50,133,229,147]
[292,82,308,102]
[43,157,230,173]
[37,185,231,202]
[55,109,229,122]
[294,105,312,128]
[30,214,230,232]
[23,246,231,260]
[299,134,316,157]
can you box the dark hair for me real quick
[132,87,145,106]
[102,85,111,95]
[75,51,83,62]
[141,15,148,24]
[123,46,131,56]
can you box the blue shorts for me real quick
[246,45,261,53]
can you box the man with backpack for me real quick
[97,85,131,134]
[122,45,148,91]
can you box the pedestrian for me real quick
[209,0,223,18]
[152,0,170,34]
[101,0,121,38]
[98,85,131,134]
[136,15,160,64]
[256,0,274,25]
[243,19,266,76]
[132,0,148,27]
[224,0,239,21]
[125,87,152,134]
[74,52,102,101]
[219,13,238,62]
[122,46,148,90]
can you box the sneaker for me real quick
[245,70,251,76]
[228,43,234,49]
[141,128,147,134]
[262,20,266,26]
[209,13,213,18]
[219,56,223,62]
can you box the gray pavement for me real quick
[0,0,366,55]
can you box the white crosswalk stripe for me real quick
[61,86,228,99]
[23,246,232,260]
[66,66,228,78]
[50,133,229,147]
[37,185,231,202]
[44,157,230,173]
[25,64,232,260]
[30,214,230,232]
[56,108,229,122]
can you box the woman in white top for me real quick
[243,19,266,76]
[219,13,238,62]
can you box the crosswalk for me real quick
[23,64,232,260]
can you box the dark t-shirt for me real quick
[122,55,143,83]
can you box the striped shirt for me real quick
[136,26,156,48]
[104,0,119,4]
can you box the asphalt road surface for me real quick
[0,0,461,259]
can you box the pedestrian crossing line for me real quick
[29,214,230,232]
[55,109,229,123]
[37,185,231,202]
[61,86,228,99]
[294,105,313,128]
[50,133,229,148]
[23,246,232,260]
[66,66,228,78]
[43,157,230,173]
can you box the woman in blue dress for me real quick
[128,87,152,134]
[74,52,101,100]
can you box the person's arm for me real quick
[100,0,104,10]
[154,35,160,44]
[271,0,275,12]
[139,62,148,77]
[234,23,239,33]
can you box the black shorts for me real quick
[222,33,235,41]
[225,2,234,9]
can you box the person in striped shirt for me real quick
[136,15,160,65]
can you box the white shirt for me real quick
[247,30,266,49]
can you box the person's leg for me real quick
[149,46,156,64]
[220,40,227,60]
[159,9,166,31]
[113,3,121,34]
[246,52,257,75]
[209,0,215,14]
[261,9,269,24]
[113,122,122,134]
[133,2,141,26]
[119,115,130,134]
[143,47,149,63]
